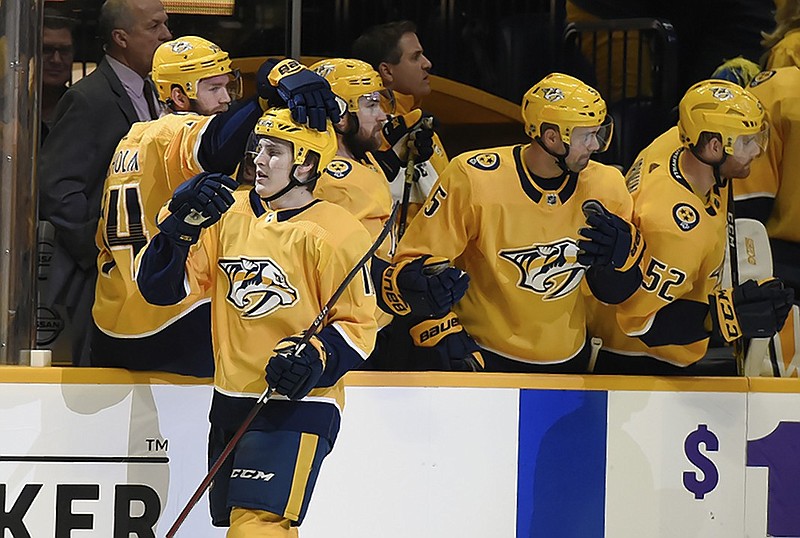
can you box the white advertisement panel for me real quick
[0,383,221,537]
[605,391,748,538]
[304,386,520,538]
[0,382,520,538]
[0,374,798,538]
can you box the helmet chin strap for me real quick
[534,136,571,174]
[690,145,728,187]
[262,165,319,202]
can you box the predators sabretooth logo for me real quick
[499,239,585,300]
[219,257,298,318]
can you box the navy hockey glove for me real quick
[710,278,794,342]
[577,199,644,272]
[261,59,341,131]
[157,172,238,246]
[266,334,327,400]
[410,312,485,371]
[373,110,435,180]
[381,256,469,318]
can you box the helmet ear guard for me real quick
[152,36,240,105]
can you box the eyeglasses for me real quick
[43,45,73,57]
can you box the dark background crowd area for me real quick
[50,0,774,97]
[50,0,778,168]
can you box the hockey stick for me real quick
[724,182,747,375]
[397,117,434,239]
[165,201,400,537]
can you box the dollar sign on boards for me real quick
[683,424,720,499]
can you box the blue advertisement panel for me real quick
[517,389,608,538]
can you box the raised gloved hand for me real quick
[710,278,794,342]
[380,255,469,318]
[373,110,435,179]
[409,312,485,371]
[577,199,644,272]
[257,58,341,131]
[265,334,327,400]
[157,172,237,245]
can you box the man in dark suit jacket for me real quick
[38,0,171,365]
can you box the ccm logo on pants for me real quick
[231,469,275,481]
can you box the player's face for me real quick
[42,27,73,88]
[565,126,602,171]
[721,125,769,178]
[386,32,432,98]
[193,73,234,115]
[354,92,388,152]
[252,137,295,199]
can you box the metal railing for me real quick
[1,0,40,363]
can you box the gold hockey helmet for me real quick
[252,107,338,182]
[521,73,612,151]
[678,79,767,156]
[310,58,395,114]
[151,36,241,102]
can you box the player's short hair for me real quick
[352,20,418,70]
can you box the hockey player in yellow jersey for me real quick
[735,67,800,298]
[309,58,398,335]
[137,108,377,536]
[310,58,395,252]
[591,79,793,375]
[91,36,341,376]
[384,73,644,372]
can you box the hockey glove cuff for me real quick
[380,255,469,317]
[409,312,485,372]
[266,334,328,400]
[710,278,795,342]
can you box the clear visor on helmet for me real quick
[570,116,614,153]
[225,69,243,102]
[730,121,769,159]
[355,89,396,115]
[244,131,261,160]
[246,133,288,161]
